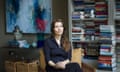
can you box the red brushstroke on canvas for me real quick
[36,18,47,32]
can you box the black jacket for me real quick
[43,36,71,64]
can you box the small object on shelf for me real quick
[13,25,23,40]
[17,40,30,48]
[80,11,85,19]
[90,9,95,18]
[32,42,37,48]
[8,40,19,47]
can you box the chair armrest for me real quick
[71,48,84,67]
[81,62,96,72]
[39,48,46,71]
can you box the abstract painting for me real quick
[6,0,52,33]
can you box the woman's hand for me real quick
[48,60,56,67]
[55,59,70,69]
[63,59,70,64]
[48,60,66,69]
[55,61,66,69]
[48,59,70,69]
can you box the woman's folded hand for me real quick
[55,61,66,69]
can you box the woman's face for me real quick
[54,22,64,36]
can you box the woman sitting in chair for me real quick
[43,19,82,72]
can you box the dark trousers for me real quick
[46,63,82,72]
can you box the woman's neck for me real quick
[54,35,61,41]
[54,35,61,46]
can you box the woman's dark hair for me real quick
[51,19,71,52]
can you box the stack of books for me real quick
[98,25,116,71]
[95,1,108,20]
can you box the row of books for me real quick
[95,1,108,21]
[72,1,108,19]
[98,55,117,71]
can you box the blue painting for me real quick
[6,0,52,33]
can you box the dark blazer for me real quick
[43,36,82,72]
[43,36,71,64]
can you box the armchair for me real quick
[39,48,96,72]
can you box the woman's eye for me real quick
[55,26,63,28]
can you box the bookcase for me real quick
[68,0,117,71]
[68,0,110,59]
[68,0,99,59]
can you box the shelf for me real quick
[3,46,40,50]
[72,18,95,21]
[69,0,117,71]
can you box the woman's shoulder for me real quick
[44,36,54,42]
